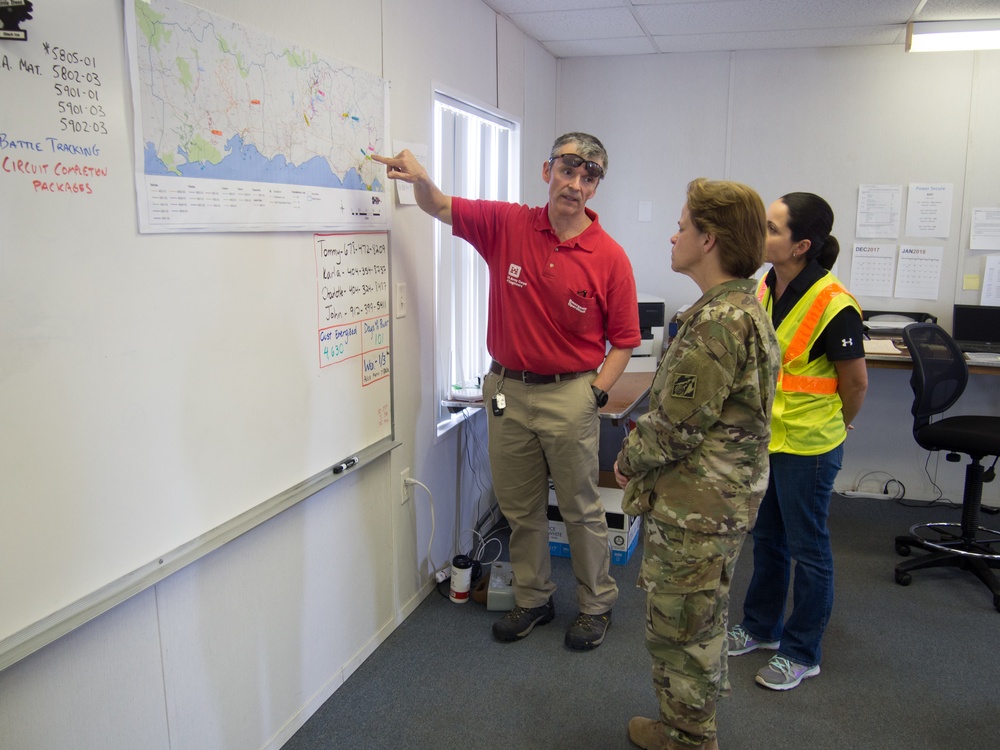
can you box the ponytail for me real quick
[781,192,839,270]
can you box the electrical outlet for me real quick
[395,282,407,319]
[400,468,411,504]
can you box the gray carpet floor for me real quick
[283,495,1000,749]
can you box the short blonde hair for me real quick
[686,178,766,278]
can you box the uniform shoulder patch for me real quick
[671,373,697,399]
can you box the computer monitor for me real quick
[952,304,1000,352]
[637,301,665,339]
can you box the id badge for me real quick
[491,392,506,416]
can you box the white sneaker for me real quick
[755,655,820,690]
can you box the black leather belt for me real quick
[489,360,586,385]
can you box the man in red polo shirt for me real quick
[375,133,639,650]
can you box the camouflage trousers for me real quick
[638,517,746,747]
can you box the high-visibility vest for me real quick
[757,273,861,455]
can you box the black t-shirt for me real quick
[764,261,866,362]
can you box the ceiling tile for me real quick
[481,0,1000,57]
[545,36,661,58]
[637,0,921,35]
[508,8,646,41]
[916,0,1000,21]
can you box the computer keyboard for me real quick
[966,352,1000,363]
[961,342,1000,354]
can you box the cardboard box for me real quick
[547,482,640,566]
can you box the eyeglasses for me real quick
[548,153,605,180]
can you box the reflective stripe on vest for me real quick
[757,280,845,395]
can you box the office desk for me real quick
[865,352,1000,376]
[601,371,655,423]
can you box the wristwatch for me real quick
[591,385,609,408]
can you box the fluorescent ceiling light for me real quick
[906,20,1000,52]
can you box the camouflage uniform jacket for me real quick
[617,279,780,535]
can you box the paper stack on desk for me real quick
[863,314,924,338]
[864,338,905,355]
[450,388,483,401]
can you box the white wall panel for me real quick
[522,37,559,209]
[0,590,167,750]
[730,45,975,326]
[959,51,1000,304]
[556,52,733,308]
[156,464,394,750]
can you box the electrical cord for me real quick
[852,470,907,500]
[435,577,451,598]
[905,451,962,509]
[985,455,998,484]
[460,528,503,567]
[882,478,906,500]
[851,468,950,509]
[461,406,499,534]
[462,407,492,497]
[891,452,1000,512]
[479,517,510,551]
[405,477,436,576]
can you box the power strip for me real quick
[486,561,514,611]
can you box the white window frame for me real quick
[433,90,520,438]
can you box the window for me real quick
[433,92,520,435]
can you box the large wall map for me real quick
[125,0,388,232]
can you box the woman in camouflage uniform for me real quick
[615,178,780,750]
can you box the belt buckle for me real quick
[521,370,530,384]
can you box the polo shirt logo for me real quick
[672,374,697,399]
[506,263,527,288]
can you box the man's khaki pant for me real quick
[483,369,617,614]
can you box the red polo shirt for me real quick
[452,198,640,374]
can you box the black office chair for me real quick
[894,323,1000,611]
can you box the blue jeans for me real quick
[740,445,843,667]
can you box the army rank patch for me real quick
[671,374,697,399]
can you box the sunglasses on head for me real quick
[548,153,605,180]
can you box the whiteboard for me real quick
[0,0,393,666]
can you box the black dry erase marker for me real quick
[333,456,359,474]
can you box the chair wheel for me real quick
[895,570,911,586]
[895,543,911,557]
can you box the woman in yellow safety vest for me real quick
[727,192,869,692]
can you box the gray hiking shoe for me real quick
[565,610,611,650]
[755,655,820,690]
[727,624,780,656]
[492,597,554,642]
